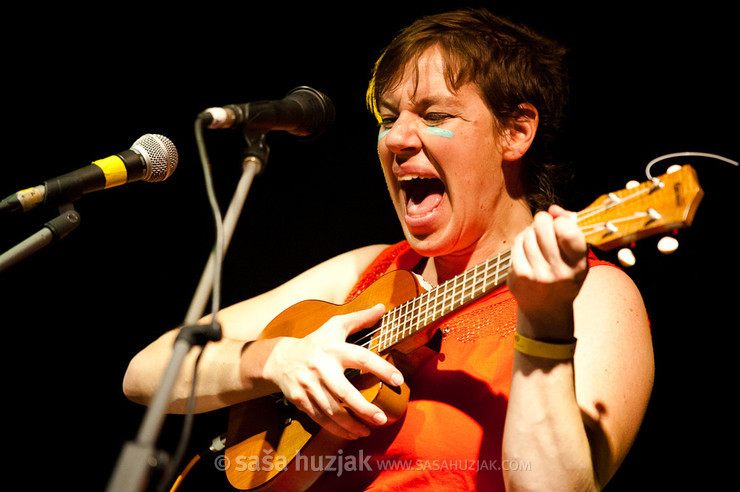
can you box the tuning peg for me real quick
[617,247,636,267]
[657,236,679,254]
[625,180,640,190]
[666,164,683,174]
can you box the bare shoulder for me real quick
[217,244,391,340]
[576,264,647,322]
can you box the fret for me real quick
[450,274,461,308]
[460,267,474,305]
[444,279,454,314]
[396,302,407,347]
[431,287,441,321]
[398,301,407,340]
[438,280,450,319]
[378,313,387,352]
[482,259,489,294]
[422,290,432,328]
[474,261,487,297]
[369,320,380,352]
[395,302,404,345]
[471,264,484,298]
[386,306,397,349]
[407,296,418,341]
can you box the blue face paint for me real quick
[379,126,454,142]
[425,126,455,139]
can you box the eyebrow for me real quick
[378,93,462,113]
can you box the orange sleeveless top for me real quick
[308,241,615,491]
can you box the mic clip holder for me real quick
[241,130,270,175]
[0,202,81,272]
[175,321,223,346]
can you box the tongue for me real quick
[406,179,444,216]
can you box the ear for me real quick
[501,103,539,162]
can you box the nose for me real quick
[381,113,422,157]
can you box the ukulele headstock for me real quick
[577,165,704,251]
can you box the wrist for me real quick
[514,332,577,360]
[240,337,289,394]
[516,306,575,342]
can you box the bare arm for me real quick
[503,207,654,490]
[122,244,393,414]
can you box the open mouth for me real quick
[400,176,445,218]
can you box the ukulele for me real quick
[215,165,703,491]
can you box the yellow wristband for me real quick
[514,333,577,360]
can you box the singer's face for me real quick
[375,46,511,260]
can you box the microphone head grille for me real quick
[286,86,336,140]
[131,134,178,182]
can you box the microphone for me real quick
[0,134,178,214]
[198,86,336,139]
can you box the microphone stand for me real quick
[0,203,81,272]
[106,129,269,492]
[184,131,268,323]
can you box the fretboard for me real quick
[369,248,512,353]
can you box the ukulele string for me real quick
[349,305,409,352]
[575,186,651,226]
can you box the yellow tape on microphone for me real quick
[93,155,128,188]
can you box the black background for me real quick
[2,2,737,490]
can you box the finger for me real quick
[509,228,532,280]
[340,342,403,386]
[309,384,372,439]
[304,340,399,433]
[553,214,588,267]
[341,303,387,338]
[548,204,585,262]
[521,225,550,276]
[331,344,404,424]
[304,397,366,440]
[548,203,575,219]
[290,374,370,440]
[531,210,561,266]
[321,371,388,428]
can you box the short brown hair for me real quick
[367,8,570,212]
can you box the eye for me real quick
[424,112,453,125]
[379,115,397,129]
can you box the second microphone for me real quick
[198,86,336,140]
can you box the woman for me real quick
[123,8,654,490]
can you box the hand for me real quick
[260,304,404,440]
[508,205,589,340]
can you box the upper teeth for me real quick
[398,175,434,181]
